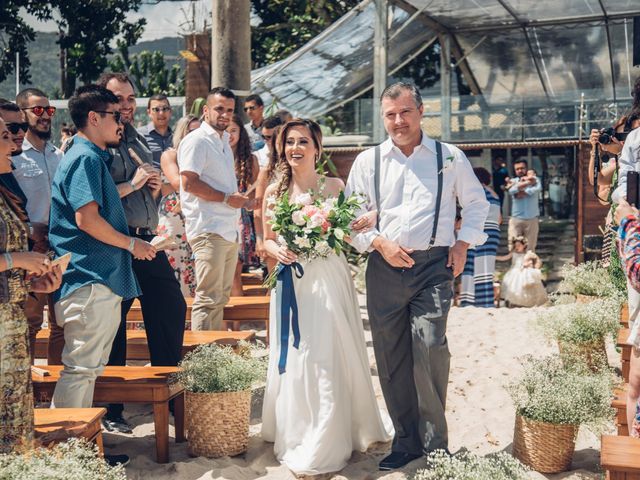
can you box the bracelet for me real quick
[223,192,230,204]
[127,237,136,253]
[27,222,34,237]
[129,180,137,191]
[3,253,13,270]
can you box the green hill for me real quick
[0,32,184,100]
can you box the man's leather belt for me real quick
[128,227,154,236]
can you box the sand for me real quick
[107,301,617,479]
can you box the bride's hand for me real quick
[351,210,377,233]
[275,246,298,265]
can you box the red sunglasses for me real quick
[23,106,57,117]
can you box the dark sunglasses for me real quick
[94,110,122,124]
[6,122,29,135]
[244,105,258,112]
[151,106,171,113]
[23,106,56,117]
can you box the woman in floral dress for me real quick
[0,117,61,453]
[158,115,201,298]
[227,115,260,296]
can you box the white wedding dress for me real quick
[261,252,393,475]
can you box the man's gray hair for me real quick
[380,82,422,108]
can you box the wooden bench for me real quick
[34,329,255,361]
[613,385,629,436]
[32,366,184,463]
[602,435,640,479]
[126,295,270,332]
[35,407,106,455]
[619,328,632,383]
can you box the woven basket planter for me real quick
[575,293,599,304]
[557,337,608,371]
[512,414,578,473]
[185,389,251,458]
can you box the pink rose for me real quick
[302,205,319,217]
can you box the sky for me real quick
[22,1,212,42]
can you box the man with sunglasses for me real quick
[138,94,173,168]
[0,98,65,366]
[97,72,186,434]
[243,93,265,151]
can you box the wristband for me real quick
[3,253,13,270]
[223,192,230,204]
[27,222,34,237]
[127,237,136,253]
[129,180,137,191]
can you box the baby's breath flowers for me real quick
[413,450,529,480]
[560,261,619,298]
[0,438,125,479]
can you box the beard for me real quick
[31,126,52,141]
[11,148,22,156]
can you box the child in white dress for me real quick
[498,236,548,307]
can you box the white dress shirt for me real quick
[345,134,489,253]
[612,127,640,204]
[178,121,239,242]
[13,138,62,224]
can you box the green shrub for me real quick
[0,438,125,480]
[560,261,617,297]
[172,342,267,393]
[506,355,616,431]
[413,450,529,480]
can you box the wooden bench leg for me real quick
[95,432,104,457]
[174,393,185,443]
[152,402,170,463]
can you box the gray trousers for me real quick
[366,247,453,455]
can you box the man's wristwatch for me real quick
[127,237,136,253]
[223,192,230,204]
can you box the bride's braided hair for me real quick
[274,118,323,198]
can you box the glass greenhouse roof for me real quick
[250,0,640,117]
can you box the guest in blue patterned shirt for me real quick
[48,85,156,411]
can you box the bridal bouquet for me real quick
[263,190,363,288]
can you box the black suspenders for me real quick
[373,141,444,249]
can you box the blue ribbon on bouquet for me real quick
[276,261,305,374]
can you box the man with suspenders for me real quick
[346,82,489,470]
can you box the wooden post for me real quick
[373,0,388,143]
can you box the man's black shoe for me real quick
[102,415,133,434]
[379,451,422,471]
[105,454,130,468]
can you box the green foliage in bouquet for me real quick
[172,342,267,394]
[413,450,529,480]
[535,297,620,344]
[506,355,616,431]
[0,438,125,480]
[559,261,618,298]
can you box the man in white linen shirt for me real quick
[346,82,489,471]
[178,87,252,330]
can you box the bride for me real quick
[261,119,393,475]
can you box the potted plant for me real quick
[172,342,267,458]
[0,438,125,479]
[560,261,616,302]
[413,450,529,479]
[507,355,616,473]
[535,298,620,370]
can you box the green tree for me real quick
[109,29,185,97]
[0,1,50,85]
[250,0,360,67]
[53,1,146,97]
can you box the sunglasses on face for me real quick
[151,106,171,113]
[6,122,29,135]
[244,105,258,112]
[94,110,122,124]
[23,106,56,117]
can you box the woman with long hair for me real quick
[0,117,61,452]
[260,119,392,475]
[158,114,201,297]
[228,115,260,296]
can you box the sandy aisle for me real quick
[113,303,617,479]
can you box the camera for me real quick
[598,127,629,144]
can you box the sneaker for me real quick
[105,454,130,468]
[102,415,133,434]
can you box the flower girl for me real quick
[498,236,548,307]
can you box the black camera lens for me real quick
[598,127,616,144]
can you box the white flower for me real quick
[308,213,325,228]
[315,240,332,256]
[293,235,311,249]
[292,210,306,226]
[333,227,345,240]
[277,235,286,245]
[293,192,313,206]
[266,195,276,206]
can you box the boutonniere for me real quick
[440,155,455,173]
